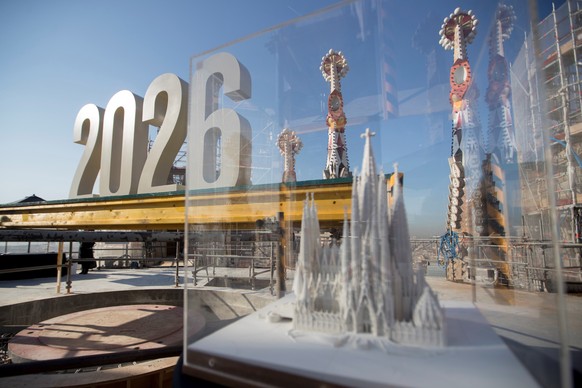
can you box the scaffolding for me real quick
[510,0,582,287]
[510,0,582,288]
[540,0,582,210]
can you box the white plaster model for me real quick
[293,128,445,347]
[277,128,303,183]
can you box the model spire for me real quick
[321,49,351,179]
[360,128,377,178]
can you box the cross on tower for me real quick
[361,128,376,139]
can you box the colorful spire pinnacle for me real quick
[321,49,351,179]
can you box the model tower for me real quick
[439,8,485,236]
[293,129,445,347]
[277,128,303,183]
[321,49,351,179]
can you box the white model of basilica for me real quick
[292,128,445,347]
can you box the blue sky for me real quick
[0,0,339,202]
[0,0,562,237]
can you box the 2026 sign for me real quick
[69,52,252,198]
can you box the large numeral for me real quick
[70,54,251,198]
[138,73,188,194]
[100,90,148,196]
[69,104,104,198]
[189,52,252,189]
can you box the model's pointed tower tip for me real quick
[393,163,399,181]
[392,163,402,204]
[360,128,377,178]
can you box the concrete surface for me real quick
[0,266,580,387]
[8,305,191,362]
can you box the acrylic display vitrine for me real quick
[183,1,581,386]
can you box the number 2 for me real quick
[70,52,252,198]
[138,73,188,194]
[69,104,104,198]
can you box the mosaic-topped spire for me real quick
[439,7,478,62]
[439,8,485,234]
[277,128,303,183]
[321,49,351,179]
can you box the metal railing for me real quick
[411,237,582,290]
[186,241,276,294]
[188,253,274,293]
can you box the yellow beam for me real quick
[0,175,400,231]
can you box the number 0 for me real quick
[100,90,148,196]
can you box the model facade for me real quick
[293,129,445,347]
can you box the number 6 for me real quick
[189,52,252,189]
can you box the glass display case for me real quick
[183,1,581,386]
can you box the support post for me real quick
[270,242,274,295]
[56,241,64,294]
[175,241,180,287]
[66,241,73,294]
[276,212,286,298]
